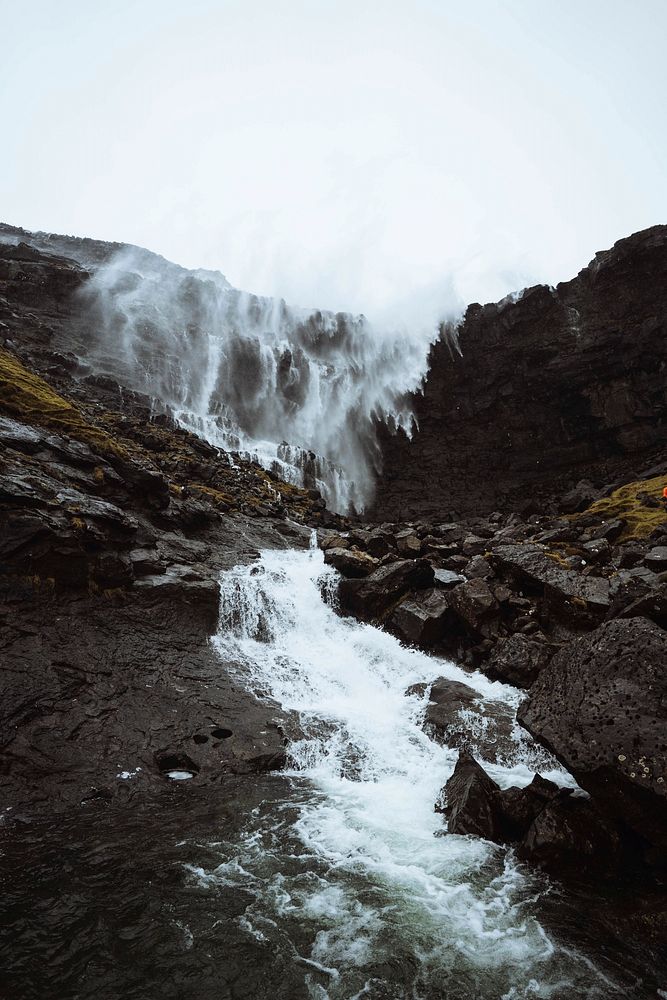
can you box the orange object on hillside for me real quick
[663,486,667,498]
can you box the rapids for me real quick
[185,543,644,999]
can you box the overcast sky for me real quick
[2,0,665,320]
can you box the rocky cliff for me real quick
[372,226,667,520]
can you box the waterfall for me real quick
[80,248,439,512]
[193,546,624,999]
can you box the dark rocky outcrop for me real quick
[438,751,624,875]
[338,558,434,621]
[518,617,667,858]
[372,226,667,521]
[436,751,500,839]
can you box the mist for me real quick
[2,0,666,320]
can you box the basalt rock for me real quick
[438,752,624,875]
[437,751,501,839]
[338,558,434,621]
[323,546,378,578]
[518,617,667,855]
[372,226,667,520]
[386,588,451,646]
[485,633,558,688]
[422,677,515,763]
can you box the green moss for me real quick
[0,348,128,460]
[576,475,667,540]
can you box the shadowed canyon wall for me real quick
[371,226,667,520]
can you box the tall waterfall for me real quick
[194,545,624,999]
[80,248,440,512]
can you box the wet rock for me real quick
[134,566,221,628]
[519,793,622,874]
[582,538,611,562]
[318,531,349,551]
[644,545,667,571]
[485,634,557,688]
[518,617,667,853]
[437,751,501,839]
[464,554,494,580]
[323,546,378,578]
[395,528,421,556]
[496,774,563,842]
[422,677,515,763]
[423,677,478,732]
[387,589,451,646]
[338,558,434,621]
[492,543,610,619]
[366,530,393,558]
[447,578,499,637]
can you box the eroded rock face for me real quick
[518,617,667,852]
[372,226,667,520]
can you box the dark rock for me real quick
[387,589,451,646]
[318,531,349,551]
[447,578,499,637]
[582,538,611,562]
[423,677,515,763]
[518,617,667,852]
[423,677,478,733]
[370,226,667,521]
[496,774,563,842]
[561,480,598,514]
[644,545,667,571]
[492,543,610,619]
[485,634,557,688]
[323,546,378,578]
[338,558,434,621]
[464,554,494,580]
[437,751,501,840]
[395,528,421,556]
[519,793,622,874]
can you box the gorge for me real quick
[1,223,666,1000]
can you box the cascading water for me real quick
[191,544,630,999]
[79,248,441,512]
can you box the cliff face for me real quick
[371,226,667,521]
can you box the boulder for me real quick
[518,617,667,851]
[395,528,421,556]
[464,554,494,580]
[319,532,350,551]
[644,546,667,571]
[496,774,563,842]
[387,588,451,646]
[422,677,515,763]
[338,558,434,621]
[519,793,622,874]
[485,634,557,688]
[492,543,610,619]
[447,578,499,637]
[437,751,502,839]
[323,546,378,578]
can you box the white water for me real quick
[196,546,624,999]
[79,248,444,512]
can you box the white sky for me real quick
[2,0,666,319]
